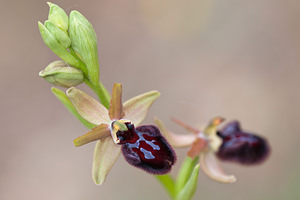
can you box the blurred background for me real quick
[1,0,300,199]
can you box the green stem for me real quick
[155,175,176,199]
[175,164,200,200]
[69,47,111,108]
[84,79,111,109]
[175,156,199,196]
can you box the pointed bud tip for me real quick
[38,21,44,28]
[38,70,45,77]
[93,177,104,185]
[70,10,81,17]
[69,10,83,21]
[47,2,53,7]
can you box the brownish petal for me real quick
[108,83,124,120]
[73,124,111,147]
[171,117,200,134]
[187,137,207,159]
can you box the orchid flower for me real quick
[155,117,269,184]
[67,83,176,185]
[155,117,232,183]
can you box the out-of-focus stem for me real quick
[155,174,176,199]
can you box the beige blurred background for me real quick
[1,0,300,199]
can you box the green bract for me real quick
[69,11,100,87]
[39,60,84,88]
[47,2,69,33]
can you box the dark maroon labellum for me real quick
[116,123,176,174]
[216,121,270,165]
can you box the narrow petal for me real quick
[92,137,121,185]
[200,150,236,183]
[108,83,124,120]
[73,124,110,147]
[123,90,160,126]
[171,117,200,134]
[154,118,197,147]
[66,87,110,125]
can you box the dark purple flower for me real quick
[116,122,176,174]
[216,121,270,165]
[155,117,271,183]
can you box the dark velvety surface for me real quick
[117,123,176,174]
[216,121,270,165]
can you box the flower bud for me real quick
[39,60,84,88]
[44,20,71,49]
[69,11,99,87]
[47,2,69,33]
[38,21,83,70]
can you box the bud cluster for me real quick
[38,2,100,88]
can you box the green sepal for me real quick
[175,156,199,195]
[51,87,96,129]
[44,20,71,49]
[38,21,87,76]
[47,2,69,34]
[175,164,200,200]
[69,11,100,87]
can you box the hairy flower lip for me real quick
[216,120,270,165]
[117,124,177,174]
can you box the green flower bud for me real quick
[38,21,87,75]
[69,11,99,87]
[44,20,71,49]
[47,2,69,34]
[39,60,84,88]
